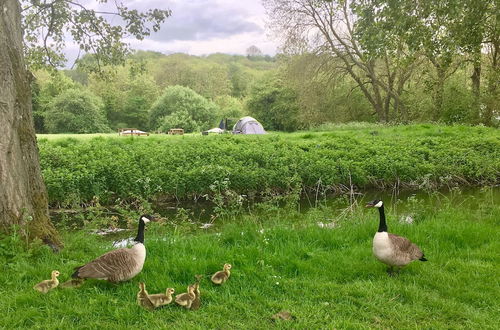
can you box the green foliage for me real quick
[246,73,302,131]
[149,86,218,132]
[214,95,244,120]
[45,89,110,133]
[1,198,499,328]
[32,71,78,133]
[37,125,500,207]
[89,66,159,130]
[22,0,170,70]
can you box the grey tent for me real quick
[232,116,266,134]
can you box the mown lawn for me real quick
[1,196,499,329]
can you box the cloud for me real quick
[150,1,263,42]
[63,0,277,65]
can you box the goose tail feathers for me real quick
[71,266,83,278]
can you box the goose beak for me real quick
[365,203,374,208]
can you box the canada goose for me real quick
[71,215,152,283]
[211,263,231,285]
[137,282,155,311]
[33,270,60,293]
[366,200,427,275]
[175,284,196,309]
[148,288,175,308]
[190,274,203,310]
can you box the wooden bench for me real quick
[168,128,184,135]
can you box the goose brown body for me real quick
[72,243,146,282]
[72,215,151,283]
[373,232,425,267]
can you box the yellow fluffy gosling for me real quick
[211,263,231,285]
[175,285,196,309]
[33,270,60,293]
[191,275,203,310]
[137,282,154,311]
[148,288,175,308]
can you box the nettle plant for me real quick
[205,178,245,220]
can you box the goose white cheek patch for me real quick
[375,201,383,208]
[141,217,151,223]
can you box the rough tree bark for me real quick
[0,0,61,248]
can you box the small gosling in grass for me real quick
[137,282,154,311]
[175,284,196,309]
[60,278,85,289]
[33,270,60,293]
[190,275,203,310]
[211,263,231,285]
[148,288,175,308]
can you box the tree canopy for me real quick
[149,86,218,133]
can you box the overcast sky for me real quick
[66,0,277,62]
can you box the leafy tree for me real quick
[264,0,415,122]
[214,95,244,120]
[1,0,170,247]
[89,65,159,130]
[246,45,263,58]
[159,110,200,132]
[45,89,109,133]
[151,54,232,99]
[149,86,218,132]
[246,74,301,131]
[31,70,77,132]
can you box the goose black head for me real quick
[365,200,383,208]
[140,214,153,224]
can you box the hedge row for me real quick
[38,124,500,206]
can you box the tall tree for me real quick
[354,0,495,122]
[0,0,169,248]
[264,0,415,122]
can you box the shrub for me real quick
[246,73,302,131]
[149,85,218,132]
[45,89,110,133]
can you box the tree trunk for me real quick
[470,52,482,124]
[0,0,61,249]
[432,66,446,121]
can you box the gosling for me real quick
[211,263,231,285]
[148,288,175,308]
[137,282,154,311]
[191,275,203,310]
[175,284,196,309]
[33,270,60,293]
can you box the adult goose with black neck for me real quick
[366,200,427,275]
[71,215,152,283]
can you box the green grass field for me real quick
[1,195,499,329]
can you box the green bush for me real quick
[246,73,302,131]
[45,89,110,133]
[38,125,500,207]
[149,85,218,132]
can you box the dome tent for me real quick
[232,116,266,134]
